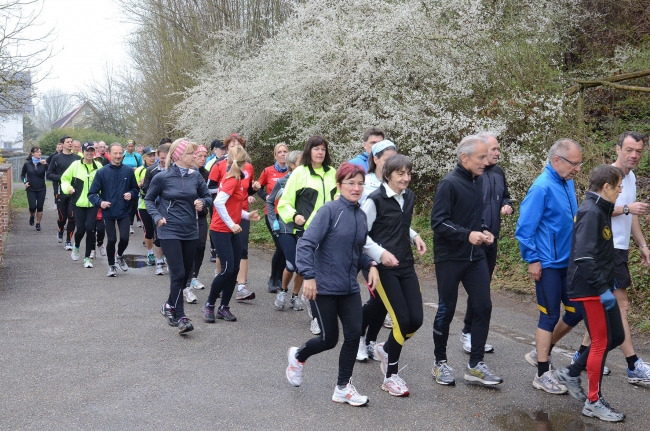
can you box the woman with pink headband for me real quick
[145,138,212,335]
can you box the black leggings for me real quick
[96,219,105,246]
[361,291,387,344]
[104,217,130,265]
[434,259,492,367]
[160,238,198,319]
[207,231,242,307]
[463,240,498,333]
[278,233,298,272]
[27,189,46,213]
[129,198,139,225]
[240,218,250,260]
[296,293,362,386]
[138,208,155,240]
[192,217,208,278]
[265,217,286,280]
[73,206,98,258]
[56,195,75,241]
[376,265,423,378]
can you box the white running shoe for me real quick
[367,341,379,361]
[71,247,80,261]
[310,318,321,335]
[99,245,106,256]
[374,342,388,376]
[286,346,304,387]
[383,314,393,328]
[275,290,287,310]
[235,285,255,300]
[89,250,96,259]
[190,277,205,290]
[155,263,164,275]
[381,374,409,397]
[356,336,369,362]
[525,348,555,370]
[83,257,93,268]
[627,358,650,388]
[183,287,198,304]
[332,382,369,406]
[290,295,304,311]
[129,225,134,234]
[461,332,495,353]
[533,370,567,394]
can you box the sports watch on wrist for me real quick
[623,205,630,215]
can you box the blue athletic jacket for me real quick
[296,196,373,295]
[515,164,578,268]
[88,163,139,220]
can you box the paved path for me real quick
[1,203,649,430]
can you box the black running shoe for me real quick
[29,215,34,226]
[178,317,194,334]
[268,278,278,293]
[209,249,217,262]
[57,231,63,243]
[35,223,41,231]
[160,303,179,327]
[203,304,216,323]
[216,306,237,321]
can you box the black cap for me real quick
[211,139,225,150]
[82,142,95,151]
[143,146,156,155]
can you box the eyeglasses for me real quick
[341,181,365,188]
[557,155,583,168]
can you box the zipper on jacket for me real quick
[553,234,557,260]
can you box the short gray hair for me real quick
[108,142,123,153]
[456,134,488,162]
[477,131,498,141]
[286,150,302,167]
[548,138,582,162]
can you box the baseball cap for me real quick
[143,146,156,155]
[211,139,225,150]
[82,142,95,151]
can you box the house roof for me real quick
[51,101,96,129]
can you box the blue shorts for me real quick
[535,267,583,332]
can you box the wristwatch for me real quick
[623,205,630,215]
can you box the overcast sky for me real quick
[30,0,133,102]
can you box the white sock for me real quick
[147,249,153,255]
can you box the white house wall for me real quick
[0,113,24,150]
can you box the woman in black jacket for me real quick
[20,147,48,230]
[286,162,378,407]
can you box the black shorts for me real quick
[613,249,631,290]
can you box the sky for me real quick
[27,0,133,102]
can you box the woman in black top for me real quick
[20,146,48,231]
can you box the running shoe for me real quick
[107,265,117,277]
[29,215,34,226]
[89,250,96,259]
[303,294,313,318]
[203,304,216,323]
[83,257,93,268]
[216,306,237,321]
[64,240,73,251]
[357,336,369,362]
[332,382,369,406]
[178,317,194,334]
[129,225,134,234]
[209,248,217,262]
[57,231,63,243]
[432,360,456,386]
[381,374,409,397]
[533,370,567,394]
[116,255,128,272]
[290,295,304,311]
[136,219,141,228]
[183,287,197,304]
[571,350,611,375]
[235,285,255,300]
[160,302,178,326]
[461,332,495,353]
[525,348,555,370]
[464,362,503,385]
[35,223,41,231]
[310,317,321,335]
[155,263,164,275]
[582,397,625,422]
[367,341,379,361]
[268,278,278,293]
[374,342,388,376]
[99,245,106,256]
[555,367,587,401]
[190,277,205,290]
[275,290,287,310]
[286,346,304,387]
[383,314,393,329]
[71,247,80,261]
[627,358,650,388]
[147,253,156,266]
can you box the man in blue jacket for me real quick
[348,127,385,172]
[515,138,584,394]
[88,143,139,277]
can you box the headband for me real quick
[194,145,208,156]
[171,140,190,162]
[372,140,397,157]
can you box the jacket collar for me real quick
[338,195,360,208]
[586,191,615,212]
[454,163,476,180]
[307,164,331,175]
[544,163,566,183]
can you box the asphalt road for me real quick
[1,203,648,430]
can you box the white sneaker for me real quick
[235,285,255,300]
[71,247,80,261]
[533,370,567,394]
[332,382,369,406]
[83,257,93,268]
[525,348,555,370]
[381,374,409,397]
[275,290,287,310]
[356,336,369,362]
[129,225,134,234]
[290,295,304,311]
[190,277,205,290]
[99,245,106,256]
[383,314,393,328]
[89,250,96,259]
[155,263,164,275]
[367,341,379,361]
[374,342,388,376]
[310,317,321,335]
[286,346,304,387]
[183,287,198,304]
[461,332,495,353]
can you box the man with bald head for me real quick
[516,138,584,394]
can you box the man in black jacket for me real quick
[430,134,503,387]
[460,132,513,354]
[47,136,80,249]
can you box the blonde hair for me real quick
[225,146,249,180]
[166,137,198,168]
[274,142,288,155]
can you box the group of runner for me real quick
[20,128,650,421]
